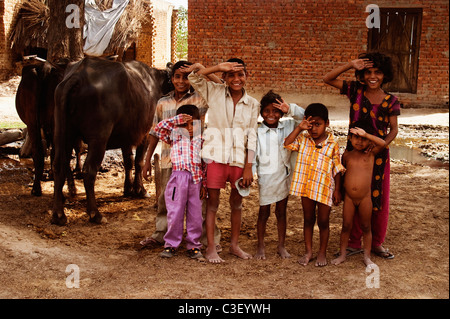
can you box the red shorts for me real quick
[206,162,243,189]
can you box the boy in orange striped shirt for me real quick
[284,103,345,266]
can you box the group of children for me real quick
[141,51,400,268]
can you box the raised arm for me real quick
[284,116,313,146]
[194,62,244,76]
[273,98,305,122]
[154,114,192,144]
[350,127,386,154]
[323,59,373,90]
[179,63,223,84]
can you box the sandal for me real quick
[333,247,362,258]
[140,237,162,247]
[371,248,395,259]
[187,248,204,259]
[160,247,177,258]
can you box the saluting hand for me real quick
[217,62,245,73]
[350,58,373,71]
[273,98,290,113]
[298,116,314,131]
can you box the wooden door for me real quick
[368,8,422,93]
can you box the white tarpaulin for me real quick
[83,0,129,56]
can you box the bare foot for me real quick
[206,247,225,263]
[298,253,312,266]
[315,252,327,267]
[331,254,346,265]
[230,245,252,260]
[277,245,291,259]
[254,246,266,260]
[364,255,376,267]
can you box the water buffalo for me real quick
[52,57,172,225]
[15,60,80,197]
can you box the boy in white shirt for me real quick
[253,91,304,260]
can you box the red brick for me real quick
[188,0,449,107]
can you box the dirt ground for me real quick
[0,78,448,301]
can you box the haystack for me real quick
[10,0,152,59]
[9,0,49,54]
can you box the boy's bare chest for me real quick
[346,151,374,171]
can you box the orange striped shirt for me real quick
[285,132,345,207]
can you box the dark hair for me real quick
[304,103,329,122]
[349,120,376,136]
[226,58,247,72]
[355,51,394,84]
[171,60,193,77]
[176,104,200,119]
[259,90,284,115]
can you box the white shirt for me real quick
[254,103,305,205]
[188,71,260,168]
[254,103,305,176]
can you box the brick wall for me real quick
[188,0,449,108]
[171,8,178,63]
[146,0,175,69]
[136,1,156,66]
[136,0,178,69]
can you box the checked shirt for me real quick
[154,115,206,186]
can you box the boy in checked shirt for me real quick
[153,104,206,259]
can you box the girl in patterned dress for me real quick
[323,52,400,259]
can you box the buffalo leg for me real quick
[83,141,107,224]
[51,143,72,225]
[121,146,134,197]
[133,138,149,197]
[29,123,44,196]
[66,141,84,199]
[73,139,84,179]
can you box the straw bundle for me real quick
[10,0,50,53]
[10,0,151,57]
[103,0,152,55]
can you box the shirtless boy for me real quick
[332,121,386,267]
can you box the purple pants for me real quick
[163,170,203,250]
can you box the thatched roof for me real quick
[10,0,152,57]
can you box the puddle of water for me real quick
[389,145,448,169]
[336,135,448,169]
